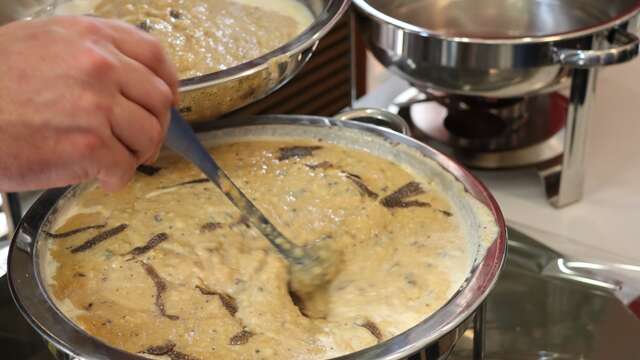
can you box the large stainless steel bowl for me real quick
[0,0,351,123]
[354,0,640,98]
[8,111,507,360]
[177,0,350,123]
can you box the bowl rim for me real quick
[8,114,507,360]
[179,0,352,92]
[353,0,640,45]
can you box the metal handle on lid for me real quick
[553,28,640,68]
[335,107,412,136]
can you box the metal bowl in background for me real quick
[354,0,640,98]
[0,0,351,123]
[9,110,507,360]
[177,0,350,123]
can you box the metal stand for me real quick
[538,68,597,208]
[472,302,486,360]
[538,24,640,208]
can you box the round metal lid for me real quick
[355,0,640,43]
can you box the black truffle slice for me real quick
[229,330,254,345]
[140,262,179,321]
[142,342,199,360]
[70,224,128,254]
[169,9,182,19]
[358,320,383,343]
[143,341,176,356]
[278,146,322,161]
[342,171,379,199]
[200,222,224,233]
[305,161,334,170]
[168,351,199,360]
[126,233,169,257]
[44,224,106,239]
[196,285,238,317]
[161,178,210,190]
[380,182,429,208]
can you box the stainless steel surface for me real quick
[0,0,351,123]
[0,274,59,360]
[540,67,597,208]
[541,258,640,305]
[354,0,640,98]
[362,0,640,39]
[166,109,325,275]
[336,107,412,136]
[8,114,507,360]
[554,28,640,67]
[388,88,566,169]
[472,303,486,360]
[448,228,640,359]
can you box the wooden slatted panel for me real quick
[227,14,354,118]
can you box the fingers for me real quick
[113,49,172,148]
[98,19,175,163]
[60,16,179,99]
[68,130,137,192]
[54,16,178,190]
[103,19,180,101]
[96,135,138,192]
[111,95,163,164]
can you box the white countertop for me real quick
[358,60,640,265]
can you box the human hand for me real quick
[0,16,178,192]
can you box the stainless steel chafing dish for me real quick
[9,110,507,360]
[353,0,640,98]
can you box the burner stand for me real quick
[375,66,600,208]
[388,88,567,169]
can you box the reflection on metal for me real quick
[548,258,622,291]
[353,0,640,98]
[449,228,640,359]
[544,259,640,306]
[540,67,598,208]
[473,303,486,360]
[336,107,413,136]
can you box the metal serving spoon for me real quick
[165,109,339,313]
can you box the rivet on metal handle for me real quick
[335,107,412,136]
[553,28,640,68]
